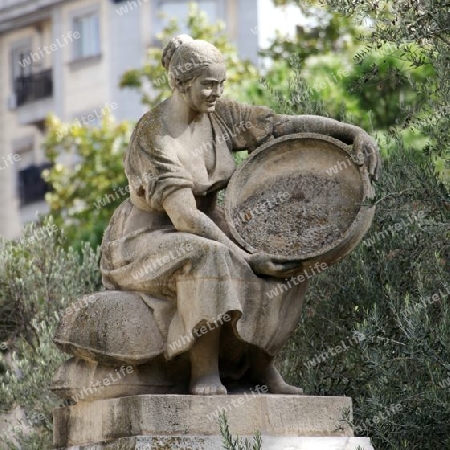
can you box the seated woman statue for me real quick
[55,35,380,398]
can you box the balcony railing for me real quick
[14,69,53,107]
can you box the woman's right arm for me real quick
[162,188,249,259]
[163,188,303,276]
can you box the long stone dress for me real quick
[97,98,307,372]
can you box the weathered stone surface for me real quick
[51,357,189,402]
[54,394,369,449]
[53,291,165,365]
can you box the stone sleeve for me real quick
[123,121,194,212]
[215,98,276,152]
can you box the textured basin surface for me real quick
[225,133,375,268]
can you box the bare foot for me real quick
[188,326,227,395]
[189,373,227,395]
[263,365,303,395]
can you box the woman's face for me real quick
[182,63,226,113]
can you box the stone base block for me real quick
[54,394,374,449]
[64,436,374,450]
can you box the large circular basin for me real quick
[225,133,375,275]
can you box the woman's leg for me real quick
[189,325,227,395]
[249,349,303,395]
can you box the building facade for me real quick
[0,0,258,239]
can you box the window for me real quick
[11,45,33,81]
[18,163,52,206]
[10,42,32,107]
[9,41,53,107]
[73,13,100,60]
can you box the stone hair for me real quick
[161,34,224,90]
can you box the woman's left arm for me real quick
[273,114,382,181]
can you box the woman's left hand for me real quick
[352,131,382,182]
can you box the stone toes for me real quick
[190,383,227,395]
[276,383,303,395]
[288,386,303,395]
[217,385,227,395]
[203,385,211,395]
[190,385,202,395]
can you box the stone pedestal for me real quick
[53,394,374,449]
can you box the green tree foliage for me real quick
[269,52,450,448]
[266,1,435,132]
[262,4,359,68]
[268,0,448,187]
[342,45,434,129]
[300,47,434,131]
[0,218,101,448]
[120,3,260,108]
[318,0,450,182]
[280,141,450,449]
[43,114,133,249]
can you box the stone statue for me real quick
[52,35,380,401]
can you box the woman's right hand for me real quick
[245,253,302,277]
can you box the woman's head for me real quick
[162,35,226,113]
[162,35,224,86]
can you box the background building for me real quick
[0,0,260,239]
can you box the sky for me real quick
[258,0,304,49]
